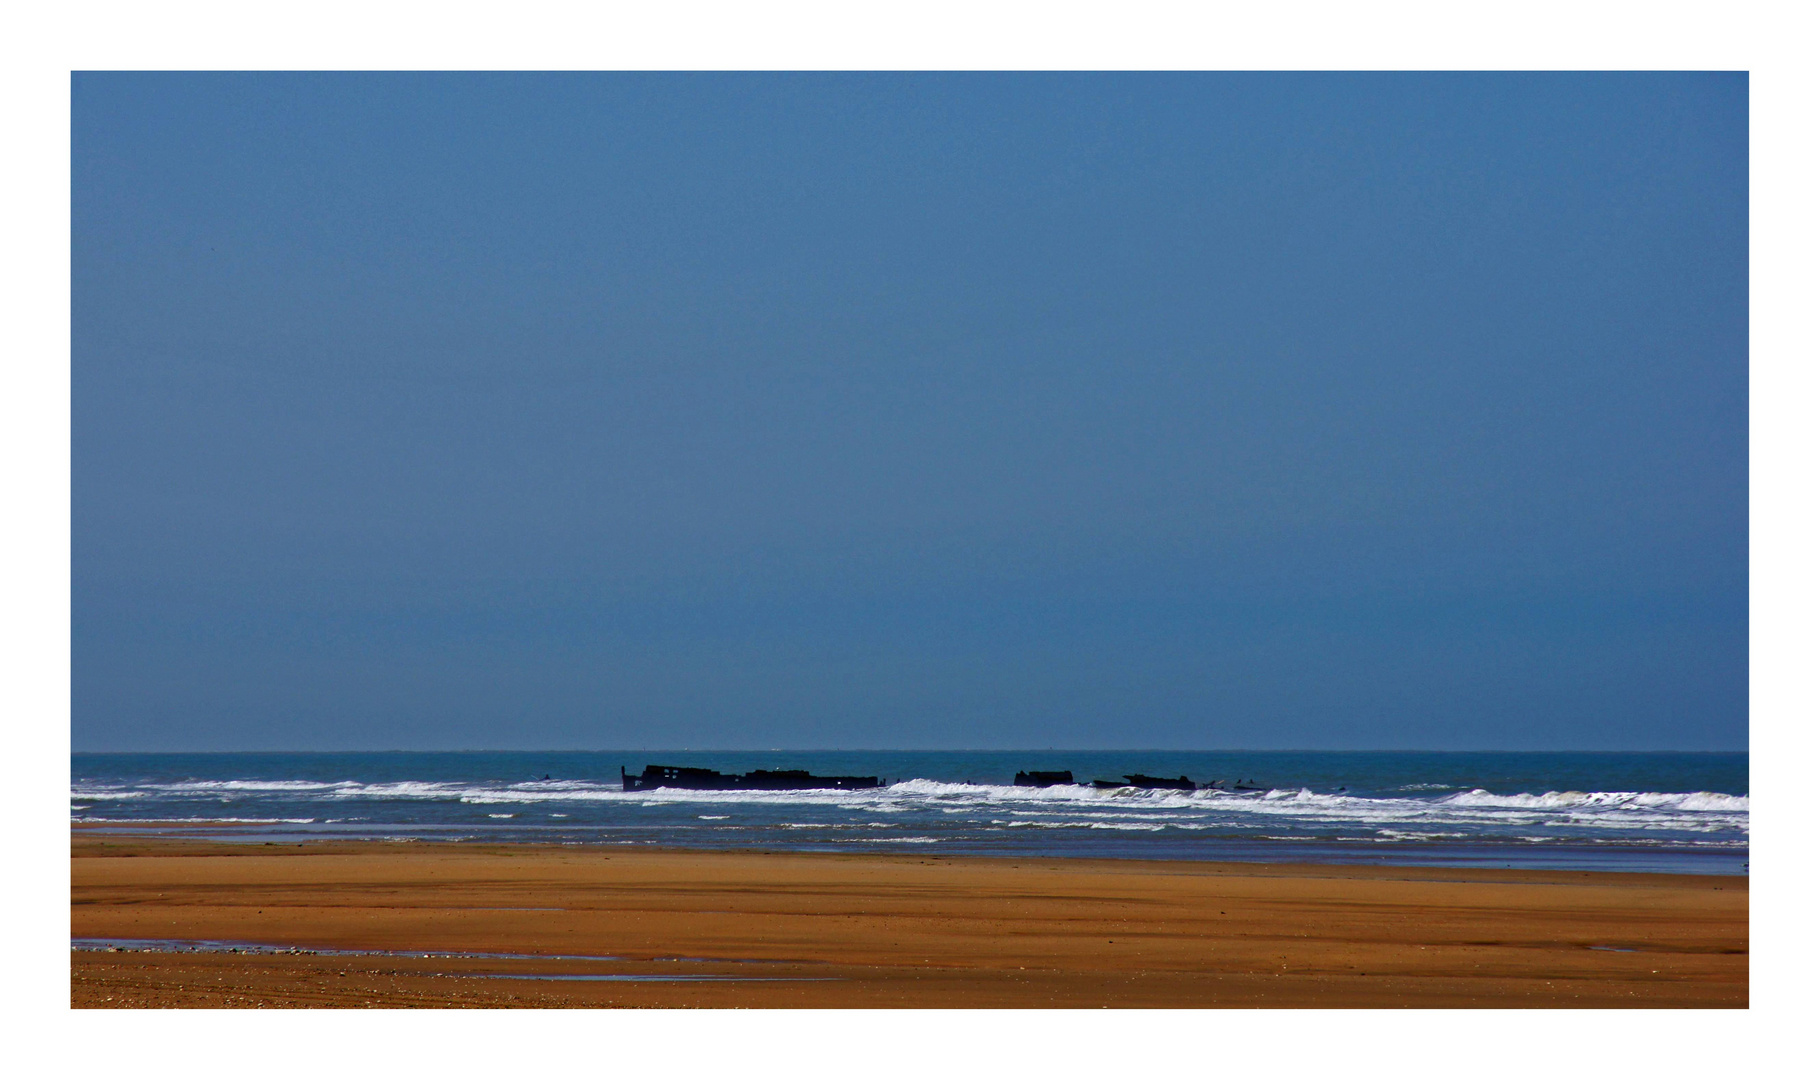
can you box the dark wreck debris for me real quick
[621,765,884,792]
[739,769,884,791]
[1122,774,1198,791]
[623,765,732,791]
[620,764,1264,795]
[1089,774,1200,791]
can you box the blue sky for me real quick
[72,72,1747,751]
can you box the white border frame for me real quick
[11,1,1809,1073]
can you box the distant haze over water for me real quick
[74,751,1748,875]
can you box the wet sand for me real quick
[70,831,1747,1007]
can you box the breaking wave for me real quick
[1438,789,1748,812]
[69,775,1746,839]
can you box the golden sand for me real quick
[70,833,1747,1008]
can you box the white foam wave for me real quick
[75,775,1749,816]
[1440,789,1748,813]
[71,816,319,824]
[991,819,1166,831]
[149,780,360,793]
[73,772,1748,848]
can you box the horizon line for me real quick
[70,747,1750,755]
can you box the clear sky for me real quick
[71,72,1747,752]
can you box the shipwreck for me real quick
[621,764,885,792]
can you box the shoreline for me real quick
[71,751,1750,879]
[68,820,1750,877]
[67,824,1738,883]
[72,832,1748,1007]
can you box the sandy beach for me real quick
[71,830,1747,1008]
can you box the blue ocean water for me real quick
[71,751,1748,874]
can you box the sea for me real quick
[70,751,1748,875]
